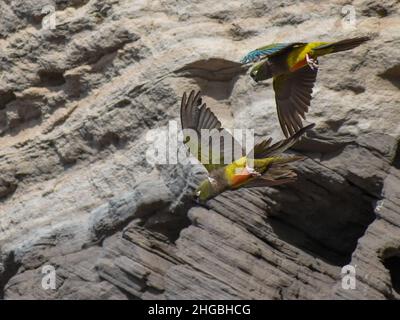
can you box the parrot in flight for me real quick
[180,90,314,203]
[240,37,370,137]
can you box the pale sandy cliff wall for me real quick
[0,0,399,299]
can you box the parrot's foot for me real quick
[245,166,261,177]
[306,54,319,70]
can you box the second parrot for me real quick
[241,37,370,137]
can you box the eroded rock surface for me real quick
[0,0,399,299]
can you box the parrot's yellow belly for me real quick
[225,157,248,186]
[225,157,272,187]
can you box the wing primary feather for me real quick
[197,104,207,130]
[180,91,187,129]
[201,109,213,129]
[276,105,289,138]
[289,107,304,128]
[187,90,195,109]
[283,106,296,136]
[278,107,290,138]
[193,91,201,106]
[290,96,308,115]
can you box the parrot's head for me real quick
[250,60,273,82]
[194,177,216,204]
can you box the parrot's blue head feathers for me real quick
[241,44,288,64]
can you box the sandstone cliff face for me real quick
[0,0,399,299]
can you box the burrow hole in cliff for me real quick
[37,70,66,87]
[0,91,17,109]
[393,141,400,169]
[382,253,400,295]
[264,171,376,267]
[0,251,20,299]
[141,213,191,244]
[379,65,400,89]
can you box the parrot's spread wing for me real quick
[273,66,318,138]
[180,90,244,172]
[249,123,315,159]
[240,42,305,64]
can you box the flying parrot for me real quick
[180,90,314,203]
[240,37,370,137]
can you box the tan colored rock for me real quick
[0,0,399,299]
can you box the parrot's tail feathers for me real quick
[271,155,306,165]
[314,36,370,54]
[243,165,298,188]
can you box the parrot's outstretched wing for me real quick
[273,66,318,138]
[249,123,314,159]
[240,42,305,64]
[180,90,244,172]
